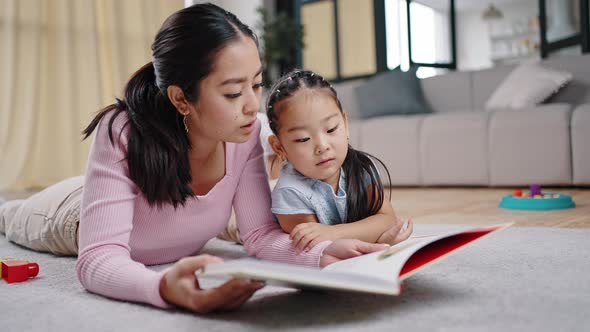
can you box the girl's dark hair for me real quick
[82,3,257,208]
[266,69,392,223]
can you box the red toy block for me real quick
[512,189,522,197]
[1,260,39,283]
[0,256,17,280]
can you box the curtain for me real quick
[0,0,183,190]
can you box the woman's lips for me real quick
[241,120,255,128]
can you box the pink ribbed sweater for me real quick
[76,112,330,308]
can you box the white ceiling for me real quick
[414,0,532,12]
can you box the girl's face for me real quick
[188,36,263,143]
[271,90,349,187]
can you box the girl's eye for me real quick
[294,138,310,143]
[327,125,339,133]
[253,82,264,90]
[224,93,242,99]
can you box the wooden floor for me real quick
[2,187,589,228]
[389,187,590,228]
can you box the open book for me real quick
[196,223,511,295]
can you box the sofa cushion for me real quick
[357,115,426,185]
[545,54,590,105]
[355,67,433,119]
[571,104,590,185]
[420,112,489,185]
[488,104,572,186]
[420,71,473,113]
[332,79,364,119]
[472,65,515,110]
[485,61,572,110]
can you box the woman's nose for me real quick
[243,87,260,115]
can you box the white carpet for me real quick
[1,224,589,331]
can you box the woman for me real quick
[0,3,388,313]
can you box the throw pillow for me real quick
[485,61,573,110]
[354,67,433,119]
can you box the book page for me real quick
[197,258,400,295]
[323,236,440,282]
[198,224,510,296]
[324,223,510,282]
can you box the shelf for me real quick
[491,53,539,64]
[489,30,539,41]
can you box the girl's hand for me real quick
[159,255,264,314]
[377,218,414,245]
[319,239,390,267]
[290,222,338,252]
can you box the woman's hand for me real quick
[159,255,264,314]
[290,222,339,252]
[319,239,390,267]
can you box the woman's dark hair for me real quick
[266,69,392,223]
[82,3,257,208]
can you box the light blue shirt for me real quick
[271,163,348,225]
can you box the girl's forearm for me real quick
[333,214,395,243]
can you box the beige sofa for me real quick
[335,54,590,187]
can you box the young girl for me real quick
[266,70,413,252]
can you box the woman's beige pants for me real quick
[0,176,84,256]
[0,175,252,256]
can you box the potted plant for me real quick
[257,6,304,86]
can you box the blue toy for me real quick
[499,184,576,210]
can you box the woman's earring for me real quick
[183,113,189,133]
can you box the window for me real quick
[297,0,457,81]
[387,0,455,78]
[299,0,377,81]
[583,0,590,52]
[300,1,338,78]
[338,0,377,76]
[385,0,404,69]
[539,0,590,57]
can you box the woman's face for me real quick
[189,36,262,144]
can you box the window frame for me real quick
[406,0,457,70]
[296,0,457,82]
[538,0,590,57]
[582,0,590,53]
[296,0,383,81]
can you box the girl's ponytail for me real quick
[342,146,391,223]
